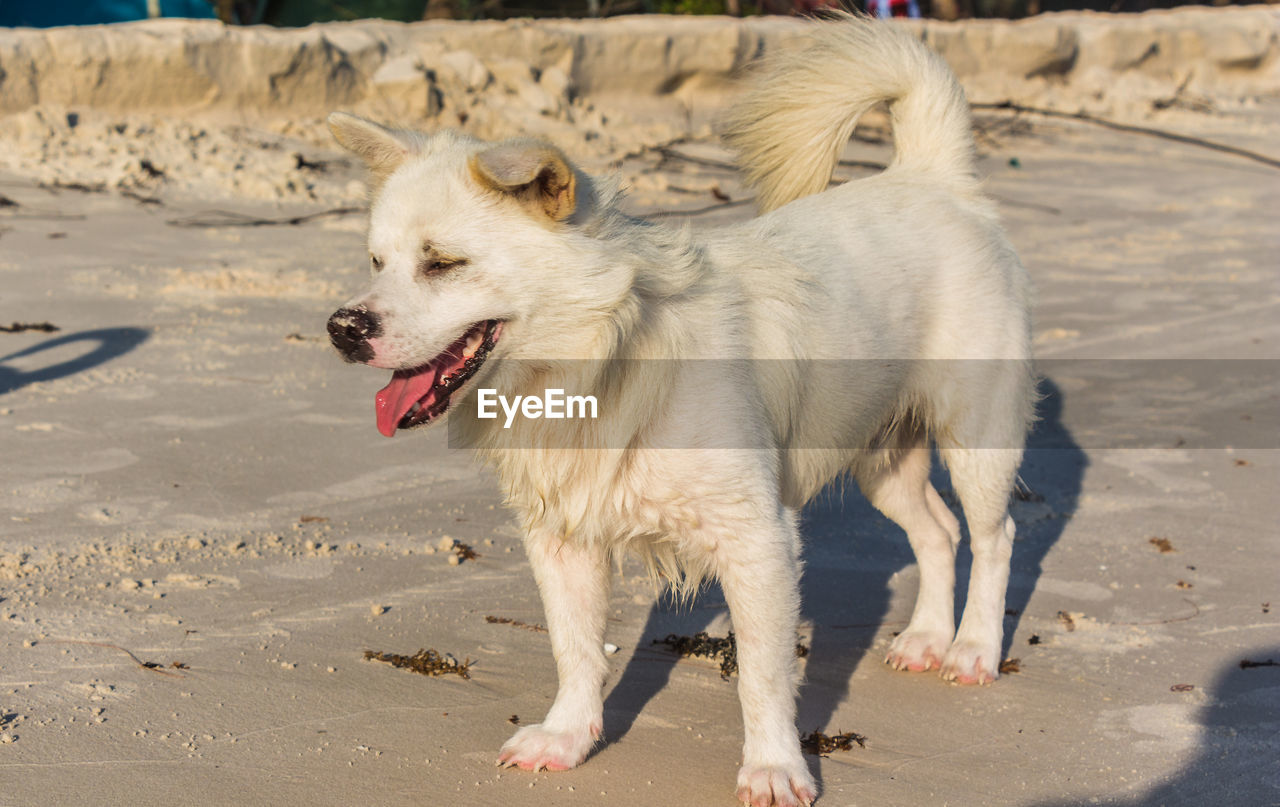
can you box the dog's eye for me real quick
[370,255,384,271]
[420,257,468,276]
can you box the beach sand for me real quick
[1,11,1278,806]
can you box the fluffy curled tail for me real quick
[722,14,977,212]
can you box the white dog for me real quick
[326,16,1033,807]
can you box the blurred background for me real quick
[0,0,1274,27]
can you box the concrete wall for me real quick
[0,8,1275,120]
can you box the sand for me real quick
[1,10,1278,807]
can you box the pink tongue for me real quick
[375,366,440,438]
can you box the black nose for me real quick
[327,305,380,363]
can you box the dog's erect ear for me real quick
[469,140,576,222]
[327,112,419,181]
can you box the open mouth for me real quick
[374,320,503,437]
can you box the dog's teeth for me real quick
[463,328,485,358]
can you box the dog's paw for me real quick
[940,638,1000,685]
[736,760,817,807]
[497,722,600,772]
[885,628,953,672]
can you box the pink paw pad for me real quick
[955,670,995,685]
[497,723,597,773]
[885,630,952,674]
[736,763,817,807]
[942,658,998,685]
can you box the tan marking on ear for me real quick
[469,139,576,221]
[327,112,419,189]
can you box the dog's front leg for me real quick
[716,516,817,807]
[498,531,610,772]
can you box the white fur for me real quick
[330,16,1034,807]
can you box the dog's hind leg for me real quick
[714,509,817,807]
[933,360,1030,682]
[857,444,962,674]
[936,445,1021,685]
[498,532,610,771]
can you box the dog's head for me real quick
[325,113,613,438]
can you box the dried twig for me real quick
[1062,599,1201,629]
[167,207,364,228]
[655,146,887,174]
[654,146,737,172]
[484,615,547,633]
[636,198,754,219]
[637,145,886,220]
[0,322,60,333]
[1239,658,1278,670]
[38,180,107,194]
[47,640,186,678]
[972,101,1280,170]
[989,194,1061,215]
[120,189,163,206]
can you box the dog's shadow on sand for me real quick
[602,378,1085,788]
[1030,646,1280,807]
[0,328,150,396]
